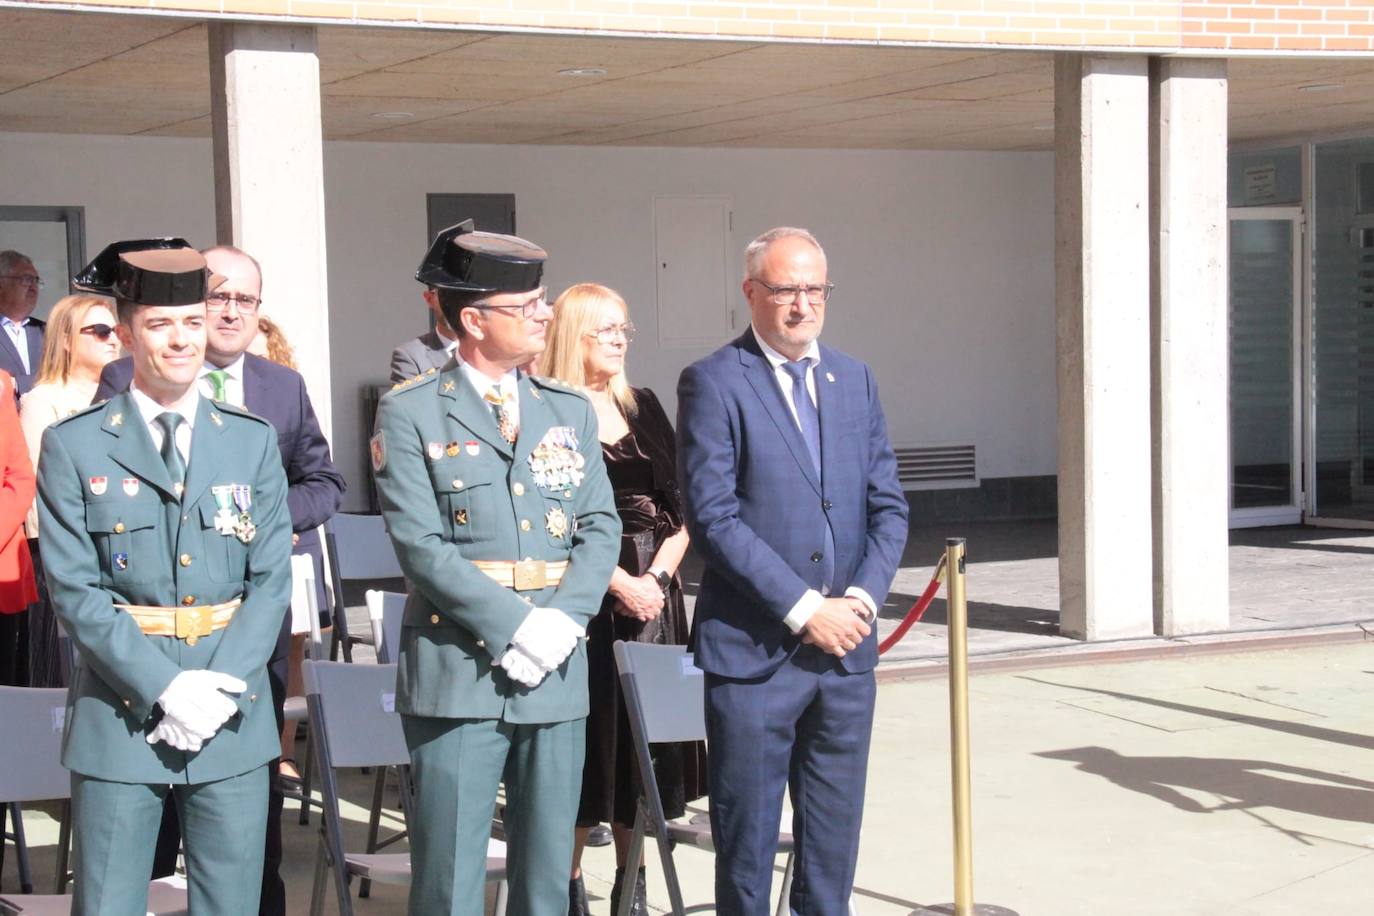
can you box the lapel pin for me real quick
[825,372,835,383]
[529,386,541,400]
[110,412,123,427]
[210,412,223,426]
[442,380,455,393]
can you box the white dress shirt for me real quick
[1,315,33,374]
[751,325,877,633]
[129,384,199,465]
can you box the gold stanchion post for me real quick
[911,538,1018,916]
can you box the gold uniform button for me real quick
[114,522,125,534]
[430,614,440,624]
[250,694,258,702]
[452,479,463,490]
[512,483,525,496]
[476,639,486,648]
[182,595,196,606]
[179,554,192,567]
[564,490,573,498]
[123,699,131,708]
[519,519,531,532]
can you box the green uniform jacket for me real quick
[373,366,621,724]
[37,391,292,785]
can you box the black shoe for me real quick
[569,874,590,916]
[586,823,613,847]
[609,866,646,916]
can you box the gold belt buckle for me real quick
[512,559,548,592]
[176,606,213,645]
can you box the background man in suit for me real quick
[372,221,620,915]
[677,226,909,915]
[95,244,345,916]
[38,239,292,914]
[0,250,46,398]
[389,285,456,382]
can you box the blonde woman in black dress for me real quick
[542,283,706,916]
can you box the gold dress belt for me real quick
[115,598,242,645]
[472,560,568,591]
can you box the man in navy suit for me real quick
[677,227,908,915]
[0,250,46,398]
[95,244,345,916]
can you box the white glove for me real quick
[510,607,583,673]
[146,718,204,753]
[498,644,546,688]
[157,670,247,741]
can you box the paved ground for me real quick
[5,523,1373,914]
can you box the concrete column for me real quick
[1054,54,1154,641]
[209,23,332,439]
[1149,58,1230,636]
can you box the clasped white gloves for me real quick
[498,607,583,688]
[148,670,248,752]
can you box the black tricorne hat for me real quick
[73,238,223,305]
[415,220,546,293]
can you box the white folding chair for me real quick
[364,590,406,666]
[323,514,403,662]
[612,641,798,916]
[303,660,508,916]
[0,686,188,915]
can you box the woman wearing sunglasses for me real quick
[18,293,120,686]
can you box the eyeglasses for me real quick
[749,280,835,306]
[587,322,636,344]
[79,323,116,341]
[472,292,547,320]
[206,292,261,313]
[1,275,43,289]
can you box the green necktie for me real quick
[206,369,228,402]
[154,412,186,489]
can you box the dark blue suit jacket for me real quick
[677,329,908,679]
[94,354,345,614]
[0,318,45,398]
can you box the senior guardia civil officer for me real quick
[372,221,620,915]
[36,239,292,915]
[677,227,908,914]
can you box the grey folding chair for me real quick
[612,641,796,916]
[303,660,508,916]
[0,686,188,914]
[323,513,403,663]
[357,590,409,897]
[285,553,327,825]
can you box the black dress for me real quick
[577,388,708,828]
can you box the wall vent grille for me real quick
[895,444,977,490]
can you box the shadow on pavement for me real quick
[1035,746,1374,826]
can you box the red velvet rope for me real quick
[877,556,948,656]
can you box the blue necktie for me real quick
[781,361,835,590]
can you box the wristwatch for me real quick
[649,567,672,593]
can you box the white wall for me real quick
[1,131,1057,510]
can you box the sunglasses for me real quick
[79,323,116,341]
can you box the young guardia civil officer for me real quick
[372,221,620,915]
[36,238,292,915]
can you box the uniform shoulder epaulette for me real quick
[383,367,441,399]
[527,374,584,398]
[210,400,273,427]
[50,400,108,429]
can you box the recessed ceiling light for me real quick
[1299,83,1342,93]
[558,67,606,77]
[373,111,414,119]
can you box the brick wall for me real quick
[20,0,1374,53]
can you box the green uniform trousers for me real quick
[71,766,268,916]
[402,714,585,916]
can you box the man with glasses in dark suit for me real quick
[0,250,46,398]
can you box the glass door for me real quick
[1228,208,1303,527]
